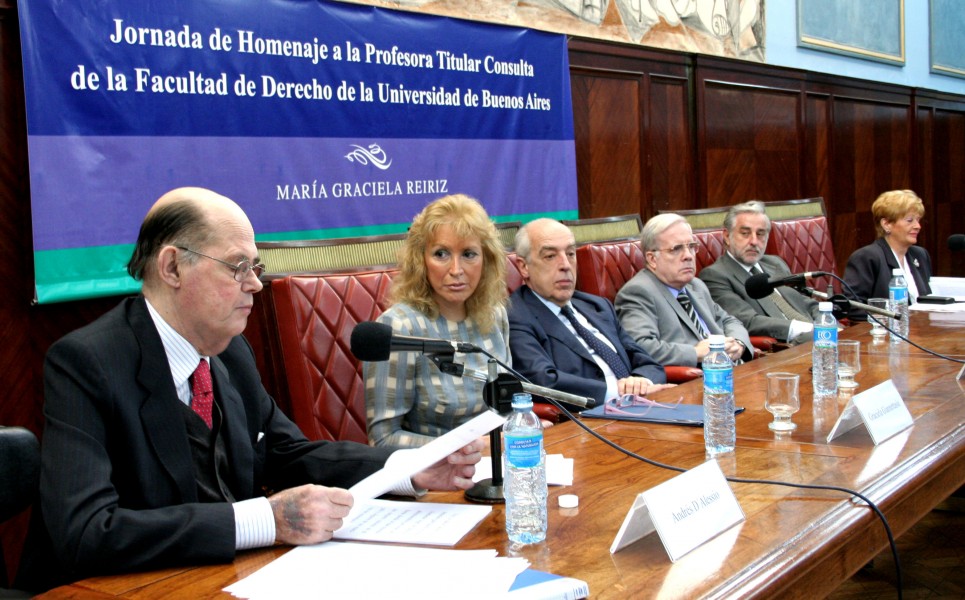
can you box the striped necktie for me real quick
[560,304,631,379]
[677,290,708,340]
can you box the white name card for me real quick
[826,379,913,444]
[610,459,745,561]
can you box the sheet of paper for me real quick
[928,276,965,299]
[473,453,573,486]
[224,542,529,600]
[335,499,491,545]
[349,409,506,502]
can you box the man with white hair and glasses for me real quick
[615,213,752,367]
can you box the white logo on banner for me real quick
[345,143,392,170]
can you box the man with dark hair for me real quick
[698,200,820,344]
[507,218,669,408]
[21,187,482,591]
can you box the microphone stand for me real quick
[428,353,521,504]
[426,352,597,503]
[799,287,900,320]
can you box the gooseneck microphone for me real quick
[745,271,900,319]
[350,321,479,361]
[350,321,597,408]
[744,271,828,300]
[949,234,965,252]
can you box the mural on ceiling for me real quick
[344,0,765,62]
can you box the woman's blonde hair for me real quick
[391,194,507,332]
[872,190,924,237]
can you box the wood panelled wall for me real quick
[568,39,965,280]
[2,11,965,579]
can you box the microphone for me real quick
[350,322,597,409]
[949,234,965,252]
[350,321,479,361]
[800,288,900,320]
[745,271,828,300]
[459,366,597,409]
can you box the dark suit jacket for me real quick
[699,253,820,342]
[507,286,665,405]
[843,238,932,320]
[25,296,392,589]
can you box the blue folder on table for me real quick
[580,402,744,427]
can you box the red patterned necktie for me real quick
[190,359,214,428]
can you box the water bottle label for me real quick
[889,286,907,302]
[505,434,543,468]
[813,325,837,347]
[703,367,733,393]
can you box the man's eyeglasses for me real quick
[603,394,683,417]
[651,242,700,257]
[177,247,265,282]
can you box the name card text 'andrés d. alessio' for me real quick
[611,460,744,561]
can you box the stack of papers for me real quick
[224,543,530,599]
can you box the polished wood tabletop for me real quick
[39,314,965,599]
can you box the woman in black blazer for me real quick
[843,190,932,320]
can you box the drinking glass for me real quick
[765,372,800,432]
[868,298,889,338]
[837,340,861,389]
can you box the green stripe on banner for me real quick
[33,210,578,303]
[34,245,141,304]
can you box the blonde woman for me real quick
[844,189,933,320]
[364,194,509,449]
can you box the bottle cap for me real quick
[892,268,903,276]
[558,494,579,508]
[707,334,726,347]
[511,392,533,408]
[819,301,832,311]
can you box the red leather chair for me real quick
[268,269,398,444]
[768,215,839,294]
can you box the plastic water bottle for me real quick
[503,393,547,545]
[702,334,735,458]
[812,301,838,396]
[888,268,909,343]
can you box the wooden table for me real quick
[39,314,965,599]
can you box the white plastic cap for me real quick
[892,268,903,276]
[819,302,833,312]
[558,494,579,508]
[707,334,726,346]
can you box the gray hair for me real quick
[640,213,688,251]
[722,200,770,233]
[515,218,568,261]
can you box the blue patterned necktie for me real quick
[560,304,630,379]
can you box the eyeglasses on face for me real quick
[177,247,266,282]
[603,394,683,417]
[651,242,700,258]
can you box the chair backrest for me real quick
[764,199,838,292]
[268,269,398,443]
[560,214,643,244]
[575,240,645,303]
[257,233,407,276]
[0,427,39,524]
[495,221,523,251]
[662,198,835,286]
[505,252,525,294]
